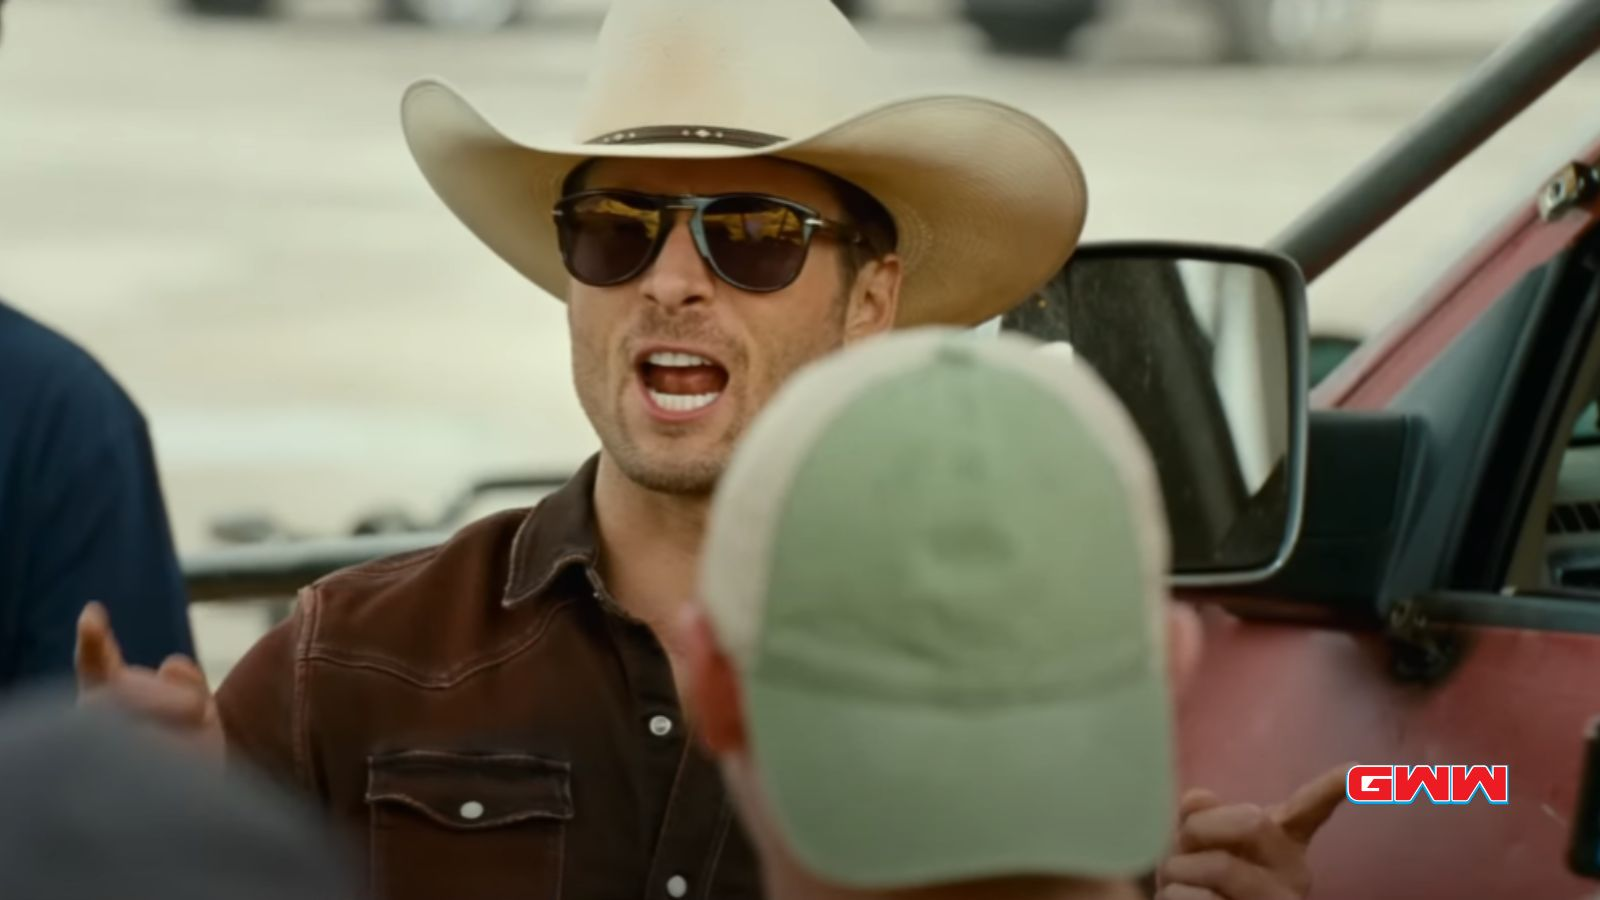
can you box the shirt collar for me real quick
[502,454,603,609]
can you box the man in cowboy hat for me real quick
[76,0,1339,897]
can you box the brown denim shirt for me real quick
[215,456,762,900]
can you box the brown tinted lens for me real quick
[701,197,809,291]
[559,194,663,285]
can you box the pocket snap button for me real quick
[459,801,485,821]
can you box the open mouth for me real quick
[637,349,730,416]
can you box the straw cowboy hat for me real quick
[400,0,1088,327]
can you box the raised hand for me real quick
[76,601,224,758]
[1156,763,1348,900]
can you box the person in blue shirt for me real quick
[0,298,196,687]
[0,0,194,687]
[0,5,195,683]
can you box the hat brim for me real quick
[400,79,1087,328]
[746,669,1175,888]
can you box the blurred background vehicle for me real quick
[1205,0,1373,61]
[181,0,864,33]
[181,0,530,28]
[179,0,1373,63]
[961,0,1372,62]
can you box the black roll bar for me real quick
[1271,0,1600,281]
[185,533,449,602]
[182,473,569,603]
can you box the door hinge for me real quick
[1539,162,1600,222]
[1384,596,1464,684]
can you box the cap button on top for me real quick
[935,337,981,365]
[649,714,674,737]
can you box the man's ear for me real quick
[1165,602,1204,700]
[844,254,903,344]
[675,604,748,756]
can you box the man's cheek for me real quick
[567,315,613,381]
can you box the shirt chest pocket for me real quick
[366,750,574,900]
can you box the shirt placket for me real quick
[609,612,735,900]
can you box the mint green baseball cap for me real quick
[699,326,1177,889]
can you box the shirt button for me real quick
[649,714,674,737]
[459,801,485,821]
[666,875,688,898]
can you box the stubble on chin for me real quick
[604,388,739,497]
[615,452,724,496]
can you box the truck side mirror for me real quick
[1001,241,1310,585]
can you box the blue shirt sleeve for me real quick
[1,309,195,685]
[17,393,195,678]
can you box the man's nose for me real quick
[639,214,715,309]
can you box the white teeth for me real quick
[648,351,713,368]
[649,390,720,413]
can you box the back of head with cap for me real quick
[0,688,355,900]
[681,327,1188,899]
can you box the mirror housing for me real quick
[1000,241,1310,586]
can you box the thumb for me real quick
[1179,787,1224,820]
[1174,787,1226,854]
[76,602,126,690]
[157,655,212,694]
[1275,762,1352,844]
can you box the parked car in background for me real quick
[181,0,863,31]
[181,0,1369,64]
[1207,0,1373,62]
[962,0,1375,63]
[180,0,524,28]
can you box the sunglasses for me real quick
[553,190,865,293]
